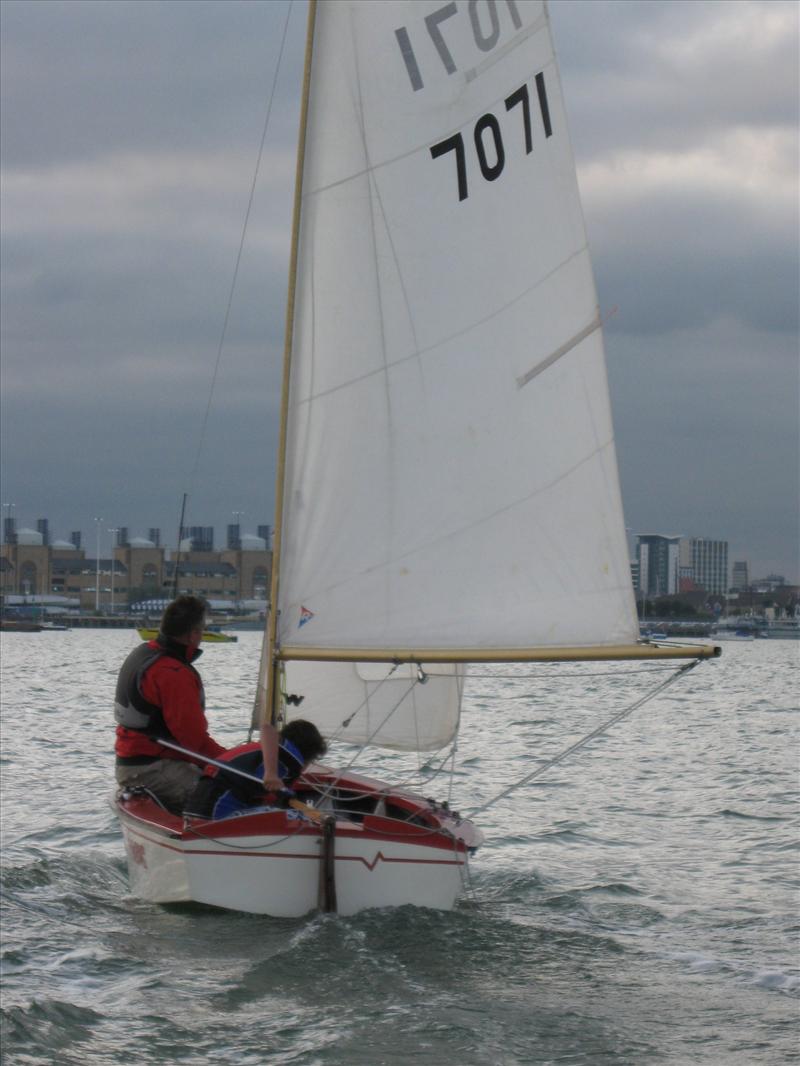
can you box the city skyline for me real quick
[2,507,794,588]
[1,1,798,582]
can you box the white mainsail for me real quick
[277,0,638,663]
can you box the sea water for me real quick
[1,631,797,1065]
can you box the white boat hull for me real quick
[115,769,482,917]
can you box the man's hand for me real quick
[260,722,282,793]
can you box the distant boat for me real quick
[641,629,668,641]
[1,620,44,632]
[713,618,799,641]
[759,620,800,640]
[710,621,756,641]
[135,627,238,644]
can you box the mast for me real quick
[263,0,318,729]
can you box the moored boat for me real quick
[136,627,238,643]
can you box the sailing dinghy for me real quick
[114,0,718,918]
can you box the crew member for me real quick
[186,719,328,819]
[114,594,225,811]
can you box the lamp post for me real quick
[232,511,245,605]
[94,517,103,613]
[108,528,119,615]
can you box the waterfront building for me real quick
[636,534,682,598]
[1,525,271,612]
[181,526,214,552]
[689,538,729,597]
[630,559,640,594]
[1,529,51,599]
[731,560,749,592]
[257,525,272,549]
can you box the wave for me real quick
[715,809,789,822]
[1,998,104,1054]
[667,951,800,996]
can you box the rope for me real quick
[307,677,420,807]
[465,659,702,818]
[376,738,458,794]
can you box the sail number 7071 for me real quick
[430,73,552,202]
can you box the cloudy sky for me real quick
[1,0,797,580]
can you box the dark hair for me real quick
[160,595,208,639]
[280,719,328,763]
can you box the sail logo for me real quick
[298,606,315,628]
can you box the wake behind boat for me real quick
[115,0,718,918]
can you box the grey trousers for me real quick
[116,759,201,812]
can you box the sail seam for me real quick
[289,244,591,409]
[279,438,619,615]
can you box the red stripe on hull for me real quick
[123,822,464,868]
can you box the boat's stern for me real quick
[112,792,192,904]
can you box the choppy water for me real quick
[1,631,797,1065]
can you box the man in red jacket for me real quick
[114,595,226,811]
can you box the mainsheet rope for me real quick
[317,666,464,797]
[305,675,421,808]
[465,659,703,818]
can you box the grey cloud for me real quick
[1,0,305,167]
[552,1,798,156]
[1,0,797,580]
[588,191,799,336]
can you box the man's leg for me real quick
[116,760,201,812]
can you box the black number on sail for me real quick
[425,2,459,75]
[505,83,532,154]
[396,0,524,91]
[535,71,553,137]
[430,73,552,201]
[430,133,469,201]
[474,114,505,180]
[469,0,501,52]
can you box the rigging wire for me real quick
[465,659,703,819]
[183,1,294,499]
[308,677,421,806]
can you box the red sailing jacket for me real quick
[115,638,226,763]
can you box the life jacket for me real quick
[113,635,204,740]
[186,739,306,819]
